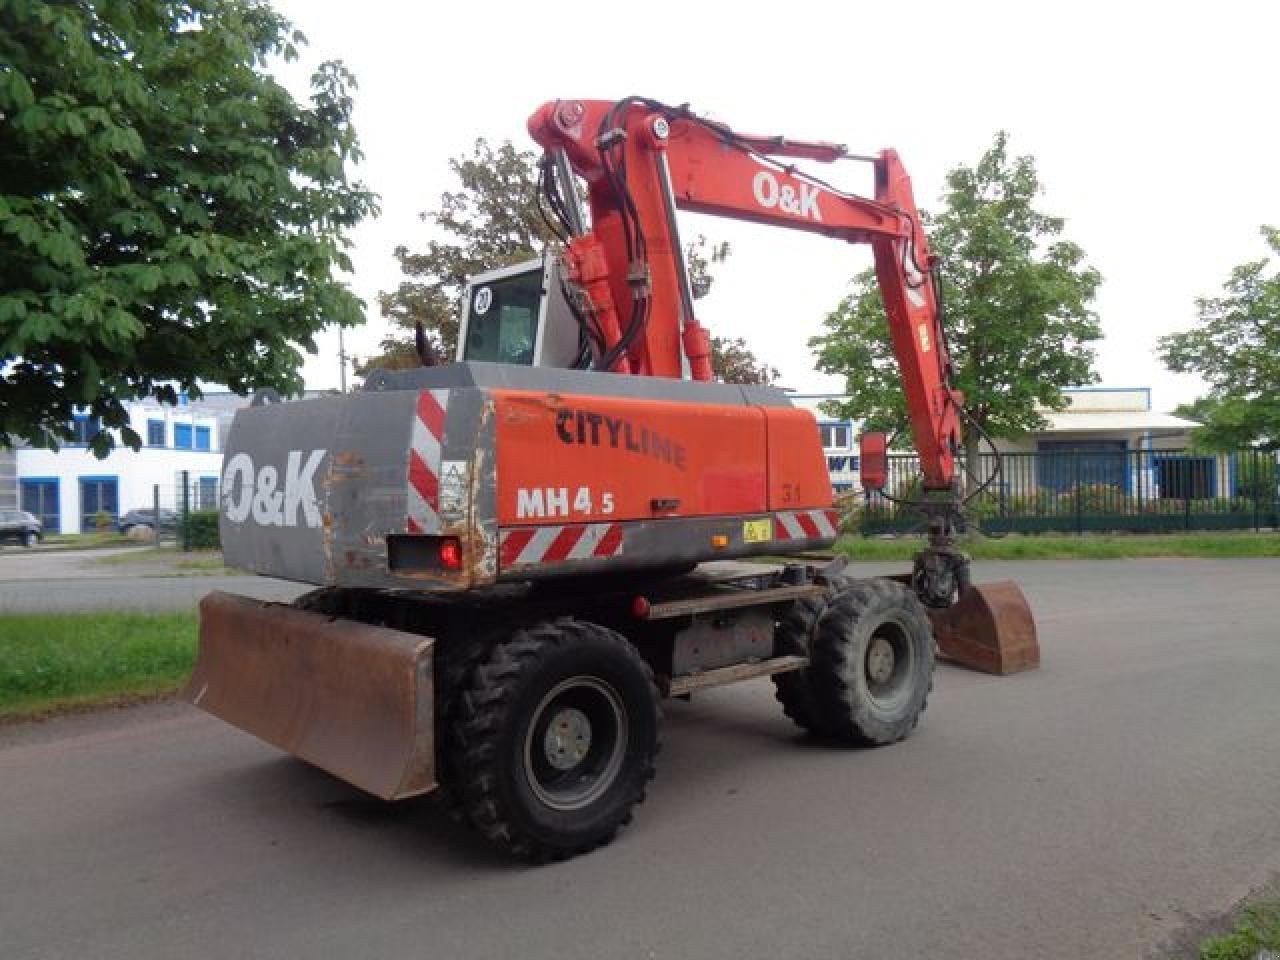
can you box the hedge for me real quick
[181,510,220,549]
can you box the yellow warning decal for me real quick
[742,518,773,543]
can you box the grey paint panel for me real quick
[221,392,421,585]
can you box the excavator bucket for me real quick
[927,581,1039,675]
[184,591,436,801]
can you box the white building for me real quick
[788,395,861,492]
[4,401,222,534]
[789,387,1204,495]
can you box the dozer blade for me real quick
[927,580,1039,675]
[185,591,436,801]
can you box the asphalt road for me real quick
[2,558,1280,959]
[0,547,304,612]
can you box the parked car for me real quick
[117,508,179,536]
[0,509,42,547]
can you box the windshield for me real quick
[461,268,542,365]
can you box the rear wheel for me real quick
[432,628,501,822]
[809,579,934,745]
[772,572,851,736]
[450,619,661,862]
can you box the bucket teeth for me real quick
[927,580,1039,676]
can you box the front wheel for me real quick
[449,619,661,862]
[809,579,935,745]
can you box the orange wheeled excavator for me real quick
[186,97,1038,862]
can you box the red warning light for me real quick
[439,538,462,570]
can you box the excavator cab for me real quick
[456,256,583,368]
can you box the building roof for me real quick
[1040,410,1198,432]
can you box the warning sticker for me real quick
[439,459,470,523]
[742,518,773,543]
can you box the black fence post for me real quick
[1135,449,1144,520]
[180,469,190,552]
[1253,449,1260,533]
[153,484,161,545]
[1074,452,1083,534]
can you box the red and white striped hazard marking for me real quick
[773,509,840,541]
[500,523,624,568]
[406,389,449,534]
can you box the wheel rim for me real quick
[524,676,627,812]
[863,618,914,709]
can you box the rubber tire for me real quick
[432,628,502,823]
[450,619,661,862]
[23,532,37,548]
[809,579,935,746]
[771,572,852,736]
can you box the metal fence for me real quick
[90,472,221,547]
[863,448,1280,534]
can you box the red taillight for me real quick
[439,538,462,570]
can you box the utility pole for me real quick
[337,327,349,393]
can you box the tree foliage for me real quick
[368,138,548,370]
[811,132,1102,454]
[0,0,377,454]
[1160,226,1280,450]
[367,137,774,384]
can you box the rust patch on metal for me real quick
[187,591,436,800]
[501,390,565,424]
[929,580,1039,675]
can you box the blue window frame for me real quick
[819,422,852,451]
[147,419,166,447]
[195,425,211,451]
[197,476,218,510]
[20,478,60,533]
[79,475,118,531]
[70,415,101,446]
[174,423,193,449]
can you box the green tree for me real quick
[367,138,547,370]
[709,336,777,385]
[1159,226,1280,450]
[0,0,376,455]
[366,138,774,383]
[811,132,1102,463]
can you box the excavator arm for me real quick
[531,97,1044,667]
[529,97,963,492]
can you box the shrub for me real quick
[181,510,220,549]
[1236,455,1278,501]
[1060,483,1126,513]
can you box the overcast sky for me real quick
[271,0,1278,412]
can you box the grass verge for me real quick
[92,548,228,574]
[1194,896,1280,960]
[31,532,139,551]
[836,531,1280,562]
[0,612,196,721]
